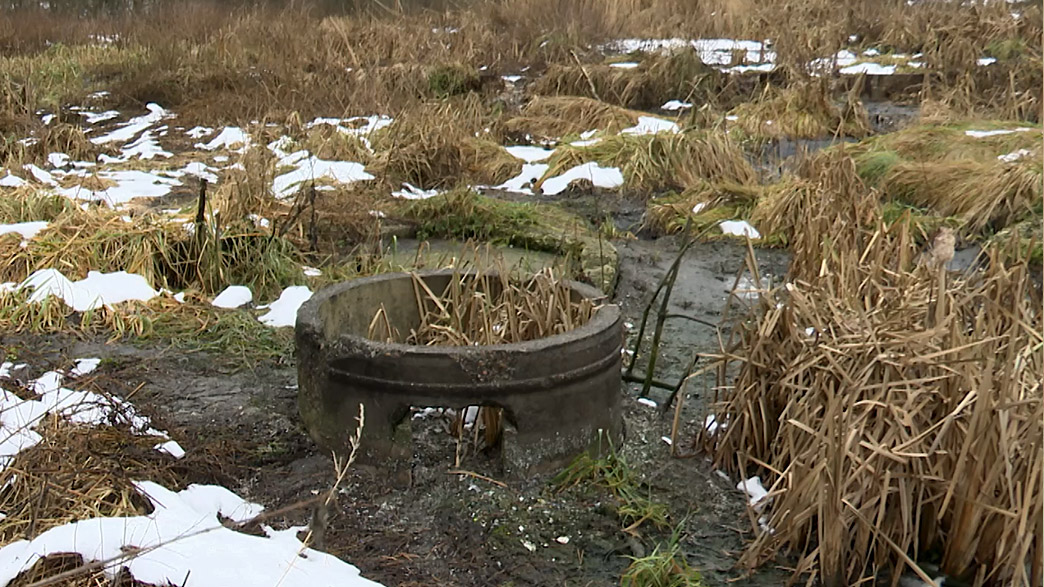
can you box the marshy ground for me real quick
[0,0,1040,585]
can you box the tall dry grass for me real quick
[0,0,1036,130]
[699,152,1043,586]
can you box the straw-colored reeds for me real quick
[699,161,1043,586]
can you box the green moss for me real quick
[400,188,542,247]
[427,63,480,98]
[986,38,1027,61]
[854,149,901,185]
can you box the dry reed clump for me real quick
[369,97,521,188]
[0,186,75,223]
[882,157,1041,235]
[535,130,755,196]
[0,120,99,168]
[849,121,1041,165]
[727,82,871,141]
[531,49,724,109]
[844,123,1043,237]
[642,180,765,236]
[698,169,1043,586]
[0,195,302,300]
[500,96,644,143]
[8,552,148,587]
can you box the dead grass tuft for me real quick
[531,49,724,109]
[728,82,871,141]
[536,131,755,195]
[502,96,644,142]
[700,167,1043,586]
[371,97,519,188]
[643,180,765,237]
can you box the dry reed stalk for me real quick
[698,160,1043,586]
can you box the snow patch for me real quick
[69,358,101,377]
[211,285,253,309]
[390,183,439,200]
[620,116,680,135]
[0,221,48,242]
[540,163,624,195]
[719,220,761,239]
[504,145,555,163]
[257,286,313,328]
[661,100,692,111]
[18,269,158,312]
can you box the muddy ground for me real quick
[0,235,801,587]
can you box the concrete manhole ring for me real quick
[295,269,624,478]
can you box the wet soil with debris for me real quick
[0,238,794,587]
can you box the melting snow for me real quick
[495,164,548,193]
[81,110,120,125]
[211,285,253,309]
[540,163,624,195]
[502,75,522,83]
[0,480,385,587]
[258,286,313,327]
[18,269,158,312]
[965,127,1034,138]
[0,221,48,241]
[621,116,680,135]
[839,62,896,75]
[504,145,555,163]
[70,358,101,377]
[196,126,251,152]
[609,62,640,69]
[47,153,70,168]
[59,170,182,206]
[0,369,172,471]
[978,57,997,66]
[602,38,774,67]
[723,62,777,74]
[719,220,761,239]
[181,161,219,183]
[390,183,439,200]
[737,476,770,511]
[704,414,726,435]
[24,164,57,186]
[90,103,171,145]
[185,126,214,139]
[661,100,692,111]
[0,172,26,187]
[269,139,374,198]
[998,148,1034,162]
[119,130,173,160]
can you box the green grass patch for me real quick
[554,442,669,533]
[397,188,544,248]
[621,527,703,587]
[427,63,480,98]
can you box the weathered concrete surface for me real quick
[296,270,624,478]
